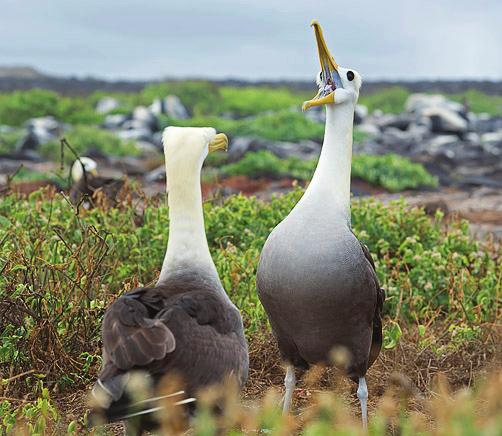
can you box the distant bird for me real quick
[89,128,248,434]
[256,21,384,428]
[70,157,125,205]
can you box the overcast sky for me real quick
[1,0,501,81]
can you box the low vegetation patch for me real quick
[0,187,499,433]
[40,125,140,162]
[162,110,326,143]
[219,150,438,191]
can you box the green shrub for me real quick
[352,153,438,192]
[6,166,70,189]
[0,189,498,383]
[221,150,287,178]
[0,128,24,155]
[0,89,102,126]
[163,111,325,143]
[220,151,438,191]
[359,86,410,114]
[39,125,140,162]
[449,89,502,116]
[219,87,307,117]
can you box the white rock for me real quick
[423,107,468,133]
[150,96,189,120]
[132,106,158,130]
[357,123,380,137]
[95,97,120,114]
[26,116,60,133]
[427,135,459,152]
[481,131,502,144]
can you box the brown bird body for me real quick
[89,128,248,434]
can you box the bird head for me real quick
[71,157,98,183]
[162,126,228,191]
[302,20,362,112]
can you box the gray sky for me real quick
[1,0,501,81]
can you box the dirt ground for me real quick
[53,324,500,434]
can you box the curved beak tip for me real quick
[310,19,319,27]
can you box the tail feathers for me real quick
[118,397,196,420]
[88,379,194,428]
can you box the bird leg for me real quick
[357,377,368,430]
[282,365,296,414]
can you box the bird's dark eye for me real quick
[347,71,355,81]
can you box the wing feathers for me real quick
[102,296,176,371]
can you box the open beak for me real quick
[208,133,228,153]
[302,20,341,111]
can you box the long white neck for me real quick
[300,103,354,222]
[157,167,218,284]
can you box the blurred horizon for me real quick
[1,0,501,82]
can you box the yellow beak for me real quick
[208,133,228,153]
[302,20,340,111]
[311,19,339,72]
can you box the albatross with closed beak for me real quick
[89,127,249,435]
[256,21,384,428]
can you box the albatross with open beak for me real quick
[256,21,384,428]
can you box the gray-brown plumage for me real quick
[69,157,125,206]
[256,21,384,427]
[88,127,248,434]
[90,270,248,431]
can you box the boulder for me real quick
[406,93,465,115]
[144,165,166,183]
[353,139,385,155]
[135,140,159,156]
[116,128,154,143]
[150,96,189,120]
[20,116,61,148]
[354,104,368,124]
[228,136,255,161]
[262,140,320,160]
[424,107,468,134]
[95,97,120,114]
[26,116,60,134]
[132,106,158,131]
[481,131,502,145]
[424,135,459,159]
[380,127,426,154]
[103,114,130,130]
[357,123,380,137]
[472,115,502,133]
[304,106,325,123]
[379,113,414,131]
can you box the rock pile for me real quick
[352,94,502,188]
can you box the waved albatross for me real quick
[256,21,384,427]
[89,127,249,434]
[70,157,125,205]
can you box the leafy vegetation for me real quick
[0,89,102,127]
[0,85,499,133]
[450,89,502,116]
[0,188,498,382]
[352,153,438,191]
[0,187,499,432]
[0,128,24,155]
[39,125,140,162]
[162,110,326,142]
[359,86,410,114]
[219,150,438,191]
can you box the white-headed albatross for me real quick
[70,157,125,205]
[89,127,249,434]
[256,21,384,428]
